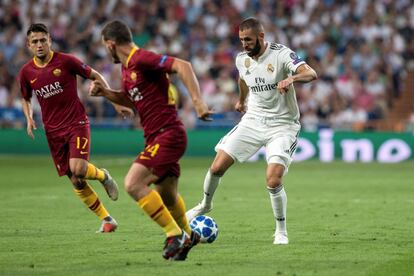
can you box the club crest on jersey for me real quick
[267,64,274,73]
[131,71,137,81]
[53,68,61,76]
[244,58,251,68]
[245,58,251,75]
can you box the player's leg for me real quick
[155,176,200,261]
[187,122,262,221]
[265,125,299,245]
[124,162,187,259]
[155,176,191,235]
[69,158,119,201]
[68,126,118,200]
[185,150,234,221]
[68,172,117,233]
[45,132,117,232]
[266,163,288,244]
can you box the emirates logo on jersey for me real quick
[249,77,278,93]
[131,71,137,81]
[53,68,61,76]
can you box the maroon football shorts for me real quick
[46,124,91,176]
[135,125,187,180]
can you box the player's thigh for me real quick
[68,158,89,176]
[265,128,299,174]
[125,162,158,188]
[46,133,70,176]
[68,124,91,160]
[215,123,263,162]
[135,126,187,179]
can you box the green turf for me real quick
[0,155,413,276]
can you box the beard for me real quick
[247,38,261,57]
[109,46,121,64]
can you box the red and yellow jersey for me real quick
[121,47,182,137]
[18,52,92,133]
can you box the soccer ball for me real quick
[190,215,219,243]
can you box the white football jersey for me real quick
[235,42,305,122]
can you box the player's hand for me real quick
[89,80,106,96]
[235,101,246,113]
[277,77,294,95]
[115,105,135,119]
[194,101,213,121]
[27,118,37,139]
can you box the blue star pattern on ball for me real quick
[190,215,219,243]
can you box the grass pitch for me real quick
[0,155,413,276]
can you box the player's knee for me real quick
[266,175,282,188]
[69,175,86,189]
[124,176,140,196]
[210,165,226,177]
[71,163,87,179]
[124,177,134,194]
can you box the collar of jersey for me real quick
[33,51,54,68]
[257,42,270,62]
[126,47,139,68]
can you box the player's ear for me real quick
[109,40,116,49]
[102,39,114,49]
[258,31,265,40]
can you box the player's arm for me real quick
[292,64,317,83]
[171,58,213,121]
[18,71,37,139]
[89,69,135,118]
[277,64,317,94]
[21,98,37,139]
[89,80,135,110]
[235,78,249,113]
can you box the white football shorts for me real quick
[215,115,300,173]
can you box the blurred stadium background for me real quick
[1,1,414,275]
[1,0,413,161]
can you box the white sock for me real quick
[267,185,287,234]
[201,169,221,208]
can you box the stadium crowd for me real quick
[1,0,414,130]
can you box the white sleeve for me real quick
[235,54,244,80]
[279,48,306,74]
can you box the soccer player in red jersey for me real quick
[18,23,120,233]
[89,20,213,260]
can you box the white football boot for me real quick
[185,203,212,222]
[273,232,289,245]
[100,168,119,201]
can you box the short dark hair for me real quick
[27,23,49,36]
[239,17,264,34]
[101,20,132,44]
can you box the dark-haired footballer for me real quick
[89,19,213,260]
[18,23,122,233]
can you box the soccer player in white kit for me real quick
[186,17,317,244]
